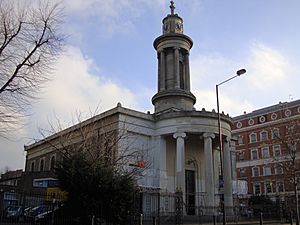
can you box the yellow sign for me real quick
[46,188,68,202]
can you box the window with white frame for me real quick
[273,144,281,157]
[276,181,284,192]
[265,181,272,193]
[260,131,268,141]
[252,167,260,177]
[239,151,245,161]
[239,168,246,178]
[251,149,259,160]
[272,128,280,139]
[249,133,257,143]
[238,135,243,145]
[262,147,270,158]
[254,183,261,195]
[275,165,283,174]
[264,166,272,176]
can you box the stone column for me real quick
[231,139,237,181]
[160,50,165,91]
[152,136,167,189]
[224,136,234,215]
[213,148,220,204]
[173,132,186,192]
[203,132,215,213]
[185,52,190,91]
[157,52,161,91]
[159,136,167,190]
[174,47,180,89]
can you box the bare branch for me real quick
[0,0,65,136]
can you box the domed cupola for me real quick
[152,1,196,113]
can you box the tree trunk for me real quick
[294,181,299,225]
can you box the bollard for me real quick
[260,212,263,225]
[91,215,95,225]
[290,211,293,225]
[152,216,156,225]
[139,213,143,225]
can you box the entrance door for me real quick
[185,170,195,215]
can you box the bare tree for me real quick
[36,109,151,176]
[272,111,300,225]
[30,110,150,224]
[0,0,64,134]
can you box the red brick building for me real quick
[232,100,300,202]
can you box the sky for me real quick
[1,0,300,171]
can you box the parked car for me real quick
[33,205,62,225]
[4,205,24,222]
[34,206,53,221]
[25,205,52,222]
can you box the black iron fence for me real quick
[0,190,295,225]
[0,191,66,225]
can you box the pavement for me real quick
[181,220,292,225]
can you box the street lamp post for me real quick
[216,68,246,225]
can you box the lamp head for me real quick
[236,69,246,76]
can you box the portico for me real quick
[149,108,233,215]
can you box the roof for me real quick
[233,99,300,121]
[24,104,154,151]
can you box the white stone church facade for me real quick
[25,2,235,216]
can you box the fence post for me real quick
[51,198,56,225]
[213,215,216,225]
[152,216,156,225]
[260,212,263,225]
[139,213,143,225]
[175,190,183,225]
[91,215,95,225]
[157,192,160,225]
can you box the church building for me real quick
[24,1,236,217]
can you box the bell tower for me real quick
[152,1,196,113]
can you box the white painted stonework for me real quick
[25,3,236,217]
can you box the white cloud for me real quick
[62,0,165,36]
[193,89,255,117]
[190,52,248,115]
[190,41,298,116]
[191,53,236,88]
[63,0,165,14]
[0,138,26,172]
[31,46,137,130]
[248,42,290,89]
[0,45,139,171]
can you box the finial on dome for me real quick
[170,1,175,15]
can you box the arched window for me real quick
[31,161,35,172]
[272,128,280,139]
[273,144,281,157]
[251,148,259,160]
[179,61,184,89]
[263,166,272,176]
[253,183,261,195]
[276,181,284,192]
[252,167,260,177]
[40,159,44,172]
[249,133,257,143]
[50,156,56,170]
[265,181,272,194]
[262,147,270,158]
[260,131,268,141]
